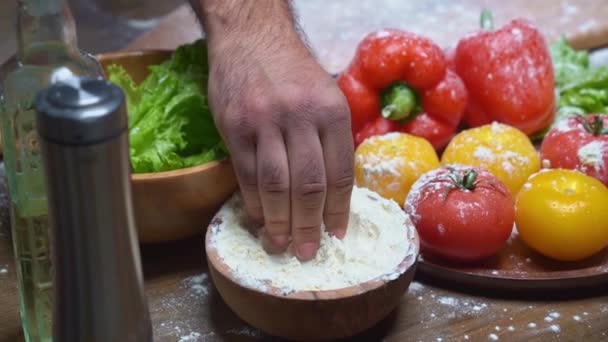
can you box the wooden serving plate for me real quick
[417,230,608,294]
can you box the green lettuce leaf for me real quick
[549,36,589,88]
[541,37,608,137]
[107,39,226,173]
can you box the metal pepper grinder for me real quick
[34,77,153,342]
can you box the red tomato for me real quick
[404,165,514,262]
[540,114,608,186]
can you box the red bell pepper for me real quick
[338,29,468,150]
[453,10,556,136]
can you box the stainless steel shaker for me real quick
[34,77,153,342]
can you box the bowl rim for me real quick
[205,193,420,301]
[131,157,232,180]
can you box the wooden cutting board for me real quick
[126,0,608,74]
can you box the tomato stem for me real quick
[462,170,478,190]
[381,82,418,121]
[480,9,494,31]
[440,167,506,202]
[584,115,608,136]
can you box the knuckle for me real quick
[282,87,317,128]
[295,181,326,209]
[330,174,354,195]
[237,169,258,193]
[294,224,321,240]
[242,93,273,116]
[220,112,256,143]
[259,162,289,193]
[239,181,258,195]
[324,210,349,219]
[265,218,289,227]
[294,158,326,208]
[323,104,351,131]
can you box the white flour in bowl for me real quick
[208,186,417,294]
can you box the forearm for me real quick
[191,0,302,49]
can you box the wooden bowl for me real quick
[205,193,420,341]
[96,50,238,244]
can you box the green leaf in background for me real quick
[537,37,608,139]
[107,39,227,173]
[549,36,589,88]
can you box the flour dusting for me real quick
[178,332,201,342]
[184,273,210,297]
[577,141,606,171]
[226,327,263,338]
[210,186,417,293]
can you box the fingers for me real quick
[256,128,291,253]
[287,124,326,261]
[218,115,264,224]
[320,109,355,239]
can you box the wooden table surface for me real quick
[2,1,608,341]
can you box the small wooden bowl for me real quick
[96,50,238,243]
[205,195,420,341]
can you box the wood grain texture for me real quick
[126,0,608,74]
[1,1,608,341]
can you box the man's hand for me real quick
[195,0,354,261]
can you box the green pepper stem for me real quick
[381,83,417,121]
[480,9,494,31]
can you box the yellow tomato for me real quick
[515,169,608,262]
[354,132,440,206]
[441,122,540,196]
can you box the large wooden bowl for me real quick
[96,50,238,243]
[205,194,420,341]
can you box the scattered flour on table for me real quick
[489,333,499,341]
[528,323,537,328]
[226,327,263,338]
[438,297,458,306]
[211,186,416,293]
[154,272,221,340]
[427,294,490,317]
[544,311,561,323]
[184,273,210,297]
[549,324,561,333]
[408,281,426,295]
[178,332,201,342]
[573,315,581,321]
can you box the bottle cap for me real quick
[35,77,127,145]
